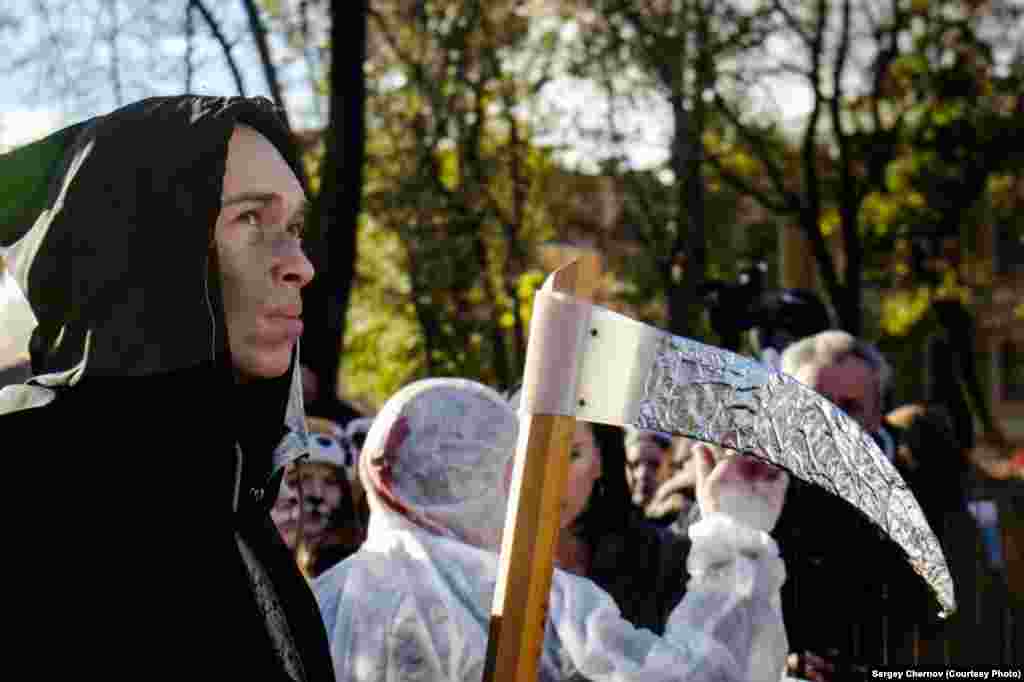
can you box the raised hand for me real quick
[694,443,789,534]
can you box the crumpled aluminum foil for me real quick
[632,333,955,617]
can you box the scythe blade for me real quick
[520,288,955,617]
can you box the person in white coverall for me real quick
[315,378,791,682]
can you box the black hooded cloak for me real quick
[0,96,335,681]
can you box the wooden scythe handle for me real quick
[483,257,600,682]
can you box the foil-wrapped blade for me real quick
[631,333,955,617]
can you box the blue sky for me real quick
[0,0,323,149]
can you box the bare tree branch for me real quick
[793,0,848,328]
[771,0,812,46]
[800,0,826,232]
[240,0,289,127]
[185,2,195,92]
[32,0,74,104]
[705,151,793,214]
[831,0,863,330]
[105,0,124,106]
[713,92,803,212]
[367,7,415,71]
[189,0,246,96]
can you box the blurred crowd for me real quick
[268,324,1021,681]
[279,312,1022,680]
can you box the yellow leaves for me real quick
[905,192,926,210]
[723,150,759,178]
[886,171,908,195]
[883,268,973,338]
[499,311,516,328]
[466,286,485,304]
[705,129,760,181]
[516,269,546,328]
[861,192,898,234]
[819,207,840,237]
[935,268,971,304]
[884,55,926,98]
[885,156,915,193]
[304,152,323,196]
[881,288,932,336]
[1016,303,1024,320]
[890,239,913,281]
[988,174,1016,212]
[860,184,927,238]
[438,148,460,190]
[517,269,546,299]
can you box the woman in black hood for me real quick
[0,96,335,681]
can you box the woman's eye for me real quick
[570,447,582,461]
[239,210,260,227]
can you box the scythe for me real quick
[483,261,954,682]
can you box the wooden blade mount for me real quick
[483,259,599,682]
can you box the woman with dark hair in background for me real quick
[556,420,691,634]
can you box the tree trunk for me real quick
[667,94,707,338]
[665,2,708,338]
[301,0,366,411]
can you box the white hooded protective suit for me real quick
[315,378,788,682]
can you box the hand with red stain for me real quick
[694,442,789,533]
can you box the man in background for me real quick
[779,330,972,676]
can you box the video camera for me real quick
[698,261,833,365]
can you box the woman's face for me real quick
[561,422,603,530]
